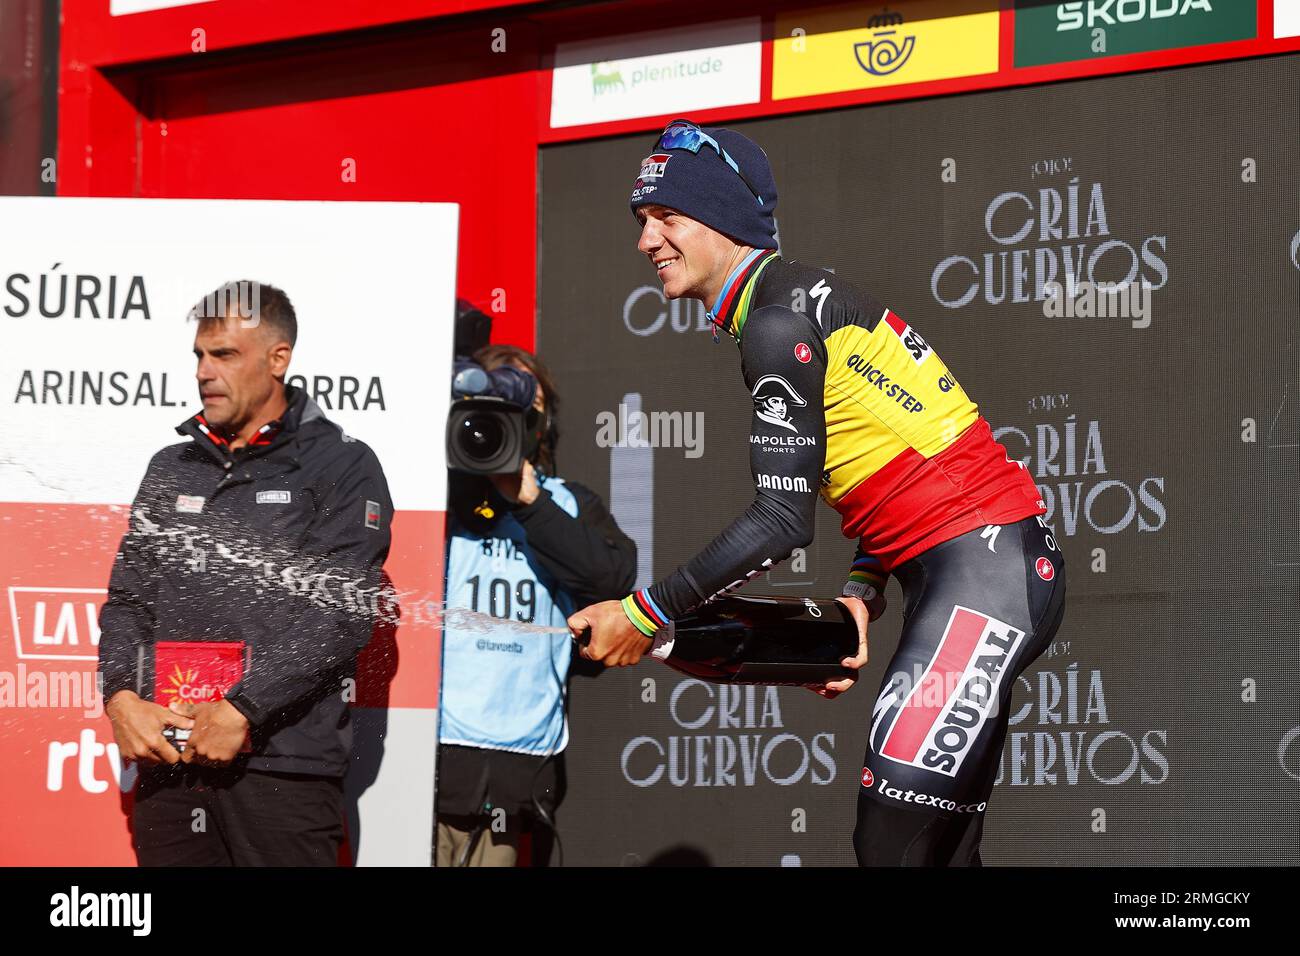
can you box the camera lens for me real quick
[459,413,506,461]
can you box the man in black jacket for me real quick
[99,281,393,866]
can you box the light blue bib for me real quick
[439,474,576,755]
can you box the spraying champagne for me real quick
[576,594,860,686]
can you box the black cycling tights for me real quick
[853,514,1067,867]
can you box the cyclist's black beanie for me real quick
[628,121,778,250]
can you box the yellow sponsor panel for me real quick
[773,0,1000,100]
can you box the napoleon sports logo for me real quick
[751,374,808,433]
[870,606,1025,777]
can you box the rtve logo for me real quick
[48,728,135,794]
[8,587,107,661]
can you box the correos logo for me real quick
[854,12,915,76]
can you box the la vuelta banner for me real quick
[0,197,455,866]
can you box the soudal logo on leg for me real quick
[871,606,1025,778]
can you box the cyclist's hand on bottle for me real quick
[568,600,652,667]
[808,596,869,700]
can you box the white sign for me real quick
[1276,0,1300,37]
[111,0,218,15]
[0,196,455,868]
[0,197,457,511]
[550,19,761,128]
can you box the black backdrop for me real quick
[537,54,1300,865]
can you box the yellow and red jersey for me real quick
[623,251,1044,637]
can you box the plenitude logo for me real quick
[550,19,761,127]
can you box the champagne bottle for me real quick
[643,594,861,686]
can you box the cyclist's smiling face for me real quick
[636,204,736,302]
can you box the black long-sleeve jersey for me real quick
[621,250,1045,636]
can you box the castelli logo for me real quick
[794,342,812,363]
[1036,557,1055,581]
[861,767,874,788]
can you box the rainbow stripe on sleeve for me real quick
[845,553,887,596]
[621,589,670,637]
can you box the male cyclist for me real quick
[568,119,1067,866]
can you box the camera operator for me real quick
[438,338,636,867]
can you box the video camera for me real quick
[445,300,546,475]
